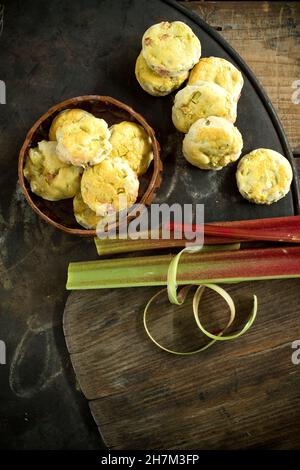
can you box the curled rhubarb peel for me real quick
[193,284,258,341]
[144,247,258,355]
[143,286,218,355]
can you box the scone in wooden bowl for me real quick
[18,95,163,237]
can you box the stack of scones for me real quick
[136,22,293,205]
[24,110,153,228]
[172,55,244,171]
[135,21,201,96]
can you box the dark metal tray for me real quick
[2,0,299,223]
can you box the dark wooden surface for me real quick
[64,279,300,449]
[62,1,300,450]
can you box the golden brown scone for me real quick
[23,140,82,201]
[73,192,104,229]
[236,148,293,204]
[56,112,112,167]
[81,157,139,215]
[135,52,188,96]
[182,116,243,170]
[142,21,201,76]
[188,57,244,101]
[49,108,92,141]
[109,121,153,175]
[172,81,237,133]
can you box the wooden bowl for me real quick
[18,95,162,237]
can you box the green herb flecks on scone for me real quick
[236,148,293,204]
[172,81,237,133]
[183,116,243,170]
[109,121,153,175]
[142,21,201,77]
[189,57,244,101]
[135,51,188,97]
[24,140,82,201]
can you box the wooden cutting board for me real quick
[63,279,300,449]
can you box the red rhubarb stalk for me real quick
[168,215,300,243]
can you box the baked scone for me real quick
[23,140,82,201]
[172,81,237,133]
[188,57,244,101]
[182,116,243,170]
[142,21,201,76]
[109,121,153,175]
[49,108,92,141]
[56,113,112,167]
[73,192,103,229]
[236,148,293,204]
[81,157,139,215]
[135,52,188,96]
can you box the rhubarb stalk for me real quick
[94,216,300,256]
[94,237,240,256]
[67,246,300,290]
[168,215,300,243]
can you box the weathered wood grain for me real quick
[64,279,300,449]
[184,1,300,154]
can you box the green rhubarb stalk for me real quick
[94,237,240,256]
[66,246,300,290]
